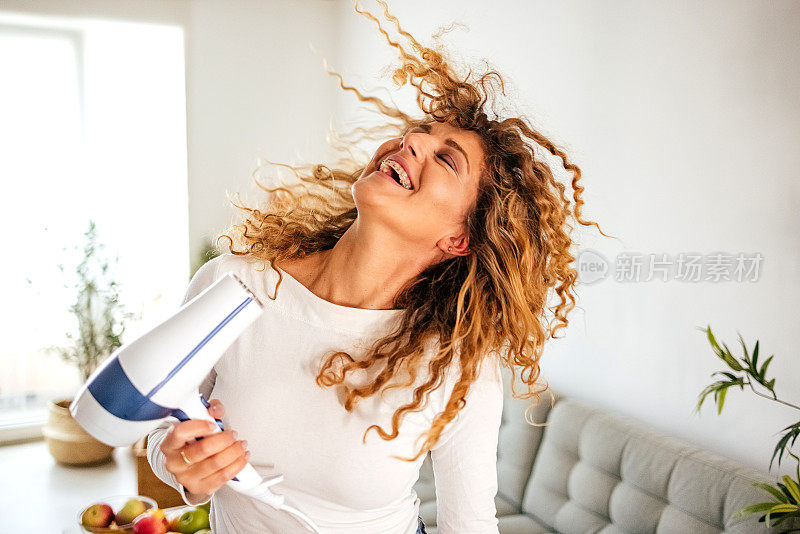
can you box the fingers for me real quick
[207,398,225,418]
[161,419,217,453]
[163,429,240,477]
[177,438,250,496]
[181,429,240,470]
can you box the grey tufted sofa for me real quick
[412,366,800,533]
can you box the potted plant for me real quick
[191,238,220,280]
[696,326,800,532]
[42,220,138,465]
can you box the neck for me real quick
[300,218,437,310]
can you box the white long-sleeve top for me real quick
[146,253,503,533]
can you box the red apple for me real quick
[82,503,114,528]
[133,510,167,534]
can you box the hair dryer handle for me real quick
[170,391,224,431]
[173,393,318,532]
[172,392,283,495]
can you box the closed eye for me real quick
[438,154,456,171]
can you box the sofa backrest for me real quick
[497,365,559,506]
[505,383,800,534]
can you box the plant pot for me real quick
[43,397,115,466]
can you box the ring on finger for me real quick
[180,450,193,465]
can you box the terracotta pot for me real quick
[42,398,114,466]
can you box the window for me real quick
[0,12,189,443]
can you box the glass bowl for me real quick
[76,494,158,533]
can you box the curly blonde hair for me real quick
[215,0,611,462]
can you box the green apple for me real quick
[198,501,210,514]
[174,507,210,533]
[116,498,148,525]
[194,531,211,534]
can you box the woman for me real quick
[147,2,607,533]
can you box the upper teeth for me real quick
[381,159,412,190]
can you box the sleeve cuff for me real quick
[179,483,213,506]
[146,423,213,507]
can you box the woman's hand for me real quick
[160,399,250,497]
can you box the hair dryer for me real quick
[70,272,322,533]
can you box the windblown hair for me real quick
[216,0,611,462]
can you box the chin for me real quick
[352,184,417,233]
[352,173,406,210]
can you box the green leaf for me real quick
[706,326,725,358]
[753,482,789,503]
[713,371,739,381]
[695,382,723,413]
[766,503,798,514]
[733,501,779,521]
[760,355,774,379]
[694,394,707,414]
[737,331,749,360]
[777,482,796,503]
[782,475,800,503]
[752,340,760,370]
[717,387,727,415]
[721,342,744,371]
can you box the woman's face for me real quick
[352,121,485,256]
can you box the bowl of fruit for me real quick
[78,495,158,532]
[131,503,211,534]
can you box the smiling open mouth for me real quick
[380,159,413,190]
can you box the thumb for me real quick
[207,398,225,418]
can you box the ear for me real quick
[438,234,470,256]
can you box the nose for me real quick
[401,130,430,164]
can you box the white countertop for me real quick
[0,438,139,533]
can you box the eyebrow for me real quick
[410,124,472,175]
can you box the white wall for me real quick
[185,0,340,258]
[331,0,800,478]
[6,0,798,479]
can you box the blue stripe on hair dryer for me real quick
[69,272,322,533]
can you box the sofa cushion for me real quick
[521,398,800,533]
[497,366,557,505]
